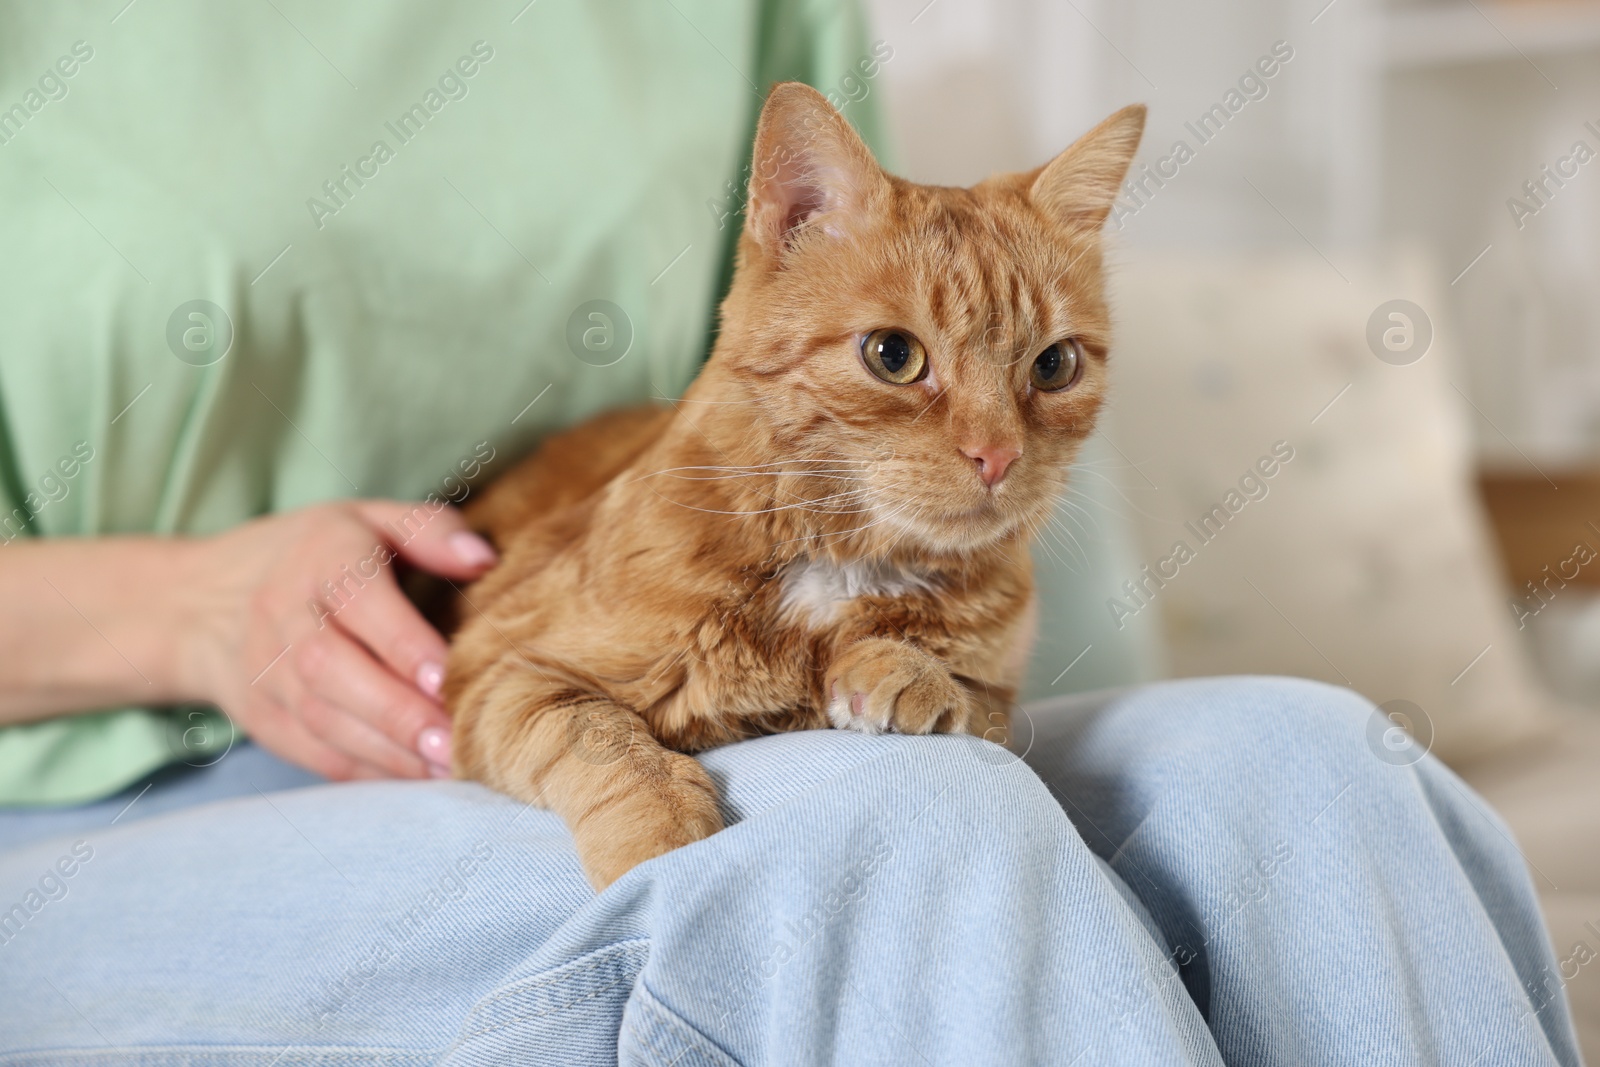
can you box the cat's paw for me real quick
[825,637,971,736]
[571,750,724,892]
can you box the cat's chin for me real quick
[877,502,1020,555]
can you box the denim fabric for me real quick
[0,677,1580,1066]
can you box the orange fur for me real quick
[443,84,1145,890]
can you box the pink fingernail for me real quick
[449,531,498,568]
[416,661,445,698]
[418,726,452,766]
[428,762,452,780]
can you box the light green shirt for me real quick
[0,0,897,804]
[0,1,1156,805]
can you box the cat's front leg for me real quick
[449,656,723,891]
[824,636,975,736]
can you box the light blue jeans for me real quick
[0,678,1581,1065]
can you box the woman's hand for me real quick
[183,501,498,781]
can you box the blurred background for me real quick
[857,0,1600,1050]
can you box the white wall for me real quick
[863,0,1374,248]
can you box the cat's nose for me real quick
[960,444,1021,488]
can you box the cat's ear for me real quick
[1028,104,1146,230]
[745,82,890,261]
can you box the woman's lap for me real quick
[0,742,323,855]
[0,677,1579,1066]
[1024,676,1581,1065]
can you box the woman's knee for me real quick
[1154,675,1380,759]
[704,729,1085,869]
[1053,675,1402,803]
[710,727,1056,816]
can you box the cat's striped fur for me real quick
[443,84,1145,889]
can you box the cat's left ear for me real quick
[745,82,891,262]
[1028,104,1147,230]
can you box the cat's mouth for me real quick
[880,495,1021,551]
[931,501,999,522]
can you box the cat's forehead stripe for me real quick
[845,183,1110,366]
[919,241,1059,350]
[927,279,951,335]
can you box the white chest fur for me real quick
[778,556,939,627]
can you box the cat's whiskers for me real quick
[1054,494,1104,539]
[628,452,882,524]
[804,506,909,552]
[648,497,879,519]
[652,458,872,470]
[871,500,931,558]
[838,493,937,554]
[1056,467,1167,524]
[781,489,879,515]
[1041,521,1090,574]
[1040,492,1096,572]
[1049,511,1100,563]
[773,493,907,551]
[642,479,877,519]
[746,457,882,522]
[631,458,871,490]
[1034,529,1070,572]
[646,470,868,483]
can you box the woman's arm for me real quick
[0,501,498,780]
[0,536,210,721]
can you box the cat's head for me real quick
[708,83,1143,558]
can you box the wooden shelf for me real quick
[1478,467,1600,590]
[1382,2,1600,69]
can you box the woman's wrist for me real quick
[150,533,233,708]
[0,534,225,722]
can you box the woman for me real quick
[0,3,1578,1063]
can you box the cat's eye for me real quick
[1031,339,1082,392]
[861,329,928,385]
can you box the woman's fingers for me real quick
[195,499,492,782]
[300,691,431,780]
[243,697,389,783]
[353,500,498,580]
[329,566,453,702]
[292,629,448,777]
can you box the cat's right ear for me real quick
[1028,103,1147,231]
[744,82,890,264]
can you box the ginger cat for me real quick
[443,84,1145,890]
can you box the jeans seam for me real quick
[628,981,744,1067]
[459,938,649,1039]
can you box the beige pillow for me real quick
[1103,248,1556,765]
